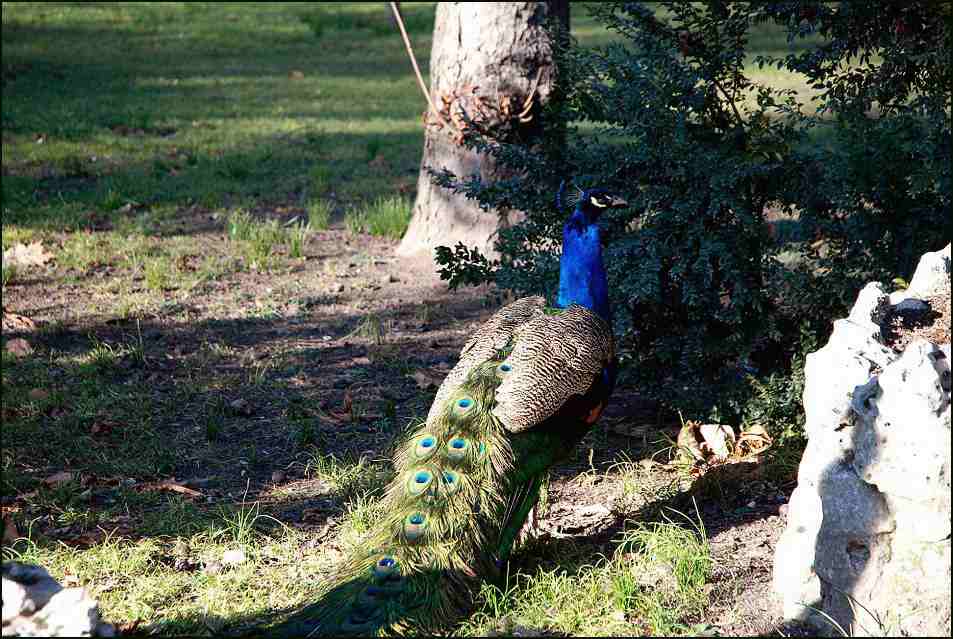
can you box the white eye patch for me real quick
[590,197,607,208]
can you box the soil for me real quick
[3,220,800,635]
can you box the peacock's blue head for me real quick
[570,187,628,226]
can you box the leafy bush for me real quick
[433,1,951,423]
[759,1,952,334]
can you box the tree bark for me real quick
[397,1,569,259]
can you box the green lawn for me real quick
[2,3,811,635]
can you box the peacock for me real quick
[267,186,628,636]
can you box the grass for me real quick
[460,515,711,636]
[345,195,413,240]
[1,2,816,636]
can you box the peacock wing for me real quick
[492,304,613,433]
[425,296,546,426]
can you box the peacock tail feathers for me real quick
[272,360,526,636]
[266,296,616,637]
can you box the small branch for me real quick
[389,2,449,129]
[712,76,744,129]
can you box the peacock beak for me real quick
[609,195,628,208]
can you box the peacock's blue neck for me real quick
[556,211,611,326]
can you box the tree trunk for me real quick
[397,1,569,260]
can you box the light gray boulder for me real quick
[773,243,951,636]
[1,562,114,637]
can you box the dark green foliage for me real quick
[433,1,951,422]
[758,1,952,335]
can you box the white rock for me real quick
[1,562,113,637]
[773,246,952,637]
[905,243,951,298]
[2,577,30,623]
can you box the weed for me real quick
[310,164,333,194]
[288,222,311,259]
[99,188,126,212]
[216,500,269,547]
[1,261,17,288]
[303,452,387,499]
[349,313,387,345]
[307,199,333,230]
[345,196,411,240]
[226,209,256,242]
[365,137,382,162]
[143,256,175,291]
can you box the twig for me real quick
[389,2,449,129]
[712,76,744,129]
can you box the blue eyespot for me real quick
[409,513,424,525]
[443,472,455,483]
[415,471,430,484]
[451,438,465,449]
[378,557,395,568]
[458,398,472,409]
[421,437,435,448]
[500,363,512,372]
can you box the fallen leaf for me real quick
[43,471,75,486]
[288,70,305,80]
[229,398,254,416]
[734,423,773,459]
[2,513,19,544]
[2,241,54,268]
[4,338,33,358]
[71,530,105,547]
[699,423,736,460]
[90,420,123,436]
[2,312,36,332]
[676,421,705,462]
[28,388,50,402]
[115,620,143,634]
[410,369,443,390]
[136,478,203,497]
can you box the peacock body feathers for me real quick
[267,188,626,637]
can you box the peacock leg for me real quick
[496,475,543,565]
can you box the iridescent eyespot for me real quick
[442,470,460,495]
[413,433,438,459]
[406,468,434,496]
[446,436,470,462]
[404,512,428,542]
[458,398,472,408]
[371,555,398,579]
[500,363,512,372]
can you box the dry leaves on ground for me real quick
[4,338,34,358]
[42,471,76,486]
[409,368,444,390]
[135,479,203,498]
[676,421,773,468]
[2,312,36,332]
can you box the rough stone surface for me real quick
[1,562,114,637]
[773,244,952,637]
